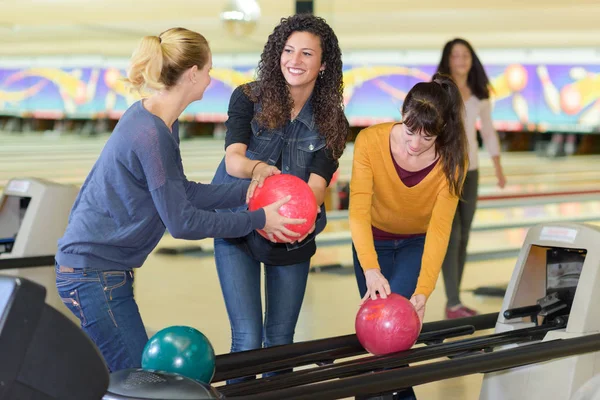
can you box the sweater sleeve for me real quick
[134,122,265,240]
[413,186,459,298]
[184,179,250,210]
[348,131,379,271]
[478,99,501,158]
[151,180,265,240]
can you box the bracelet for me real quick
[251,161,266,176]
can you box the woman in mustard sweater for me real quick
[350,73,468,325]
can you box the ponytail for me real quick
[432,73,468,197]
[401,73,468,198]
[126,36,164,95]
[124,28,210,96]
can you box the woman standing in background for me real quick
[436,38,507,319]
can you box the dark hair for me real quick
[436,38,491,100]
[244,13,348,160]
[401,73,468,197]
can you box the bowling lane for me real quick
[136,244,508,400]
[135,241,512,355]
[149,194,600,272]
[147,220,600,342]
[299,200,600,253]
[2,132,599,187]
[2,155,599,199]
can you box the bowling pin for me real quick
[60,88,76,115]
[105,91,117,112]
[537,65,561,115]
[512,93,529,123]
[86,69,100,102]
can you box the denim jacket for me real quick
[212,93,328,254]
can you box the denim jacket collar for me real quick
[292,93,316,131]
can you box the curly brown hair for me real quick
[243,14,348,160]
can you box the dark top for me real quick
[225,86,338,181]
[224,86,338,265]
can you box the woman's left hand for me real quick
[409,294,427,325]
[246,162,281,203]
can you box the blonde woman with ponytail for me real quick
[54,28,304,373]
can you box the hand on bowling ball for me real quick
[361,269,391,305]
[294,205,320,243]
[261,195,307,243]
[409,294,426,325]
[246,162,281,203]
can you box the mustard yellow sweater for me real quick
[349,123,460,299]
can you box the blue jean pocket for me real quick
[101,271,129,301]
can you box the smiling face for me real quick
[449,43,473,78]
[280,31,324,91]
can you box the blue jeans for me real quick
[214,238,310,383]
[55,263,148,373]
[353,237,425,400]
[353,237,425,299]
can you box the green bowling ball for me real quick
[141,326,216,384]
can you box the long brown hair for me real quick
[244,14,348,160]
[436,38,492,100]
[402,73,468,196]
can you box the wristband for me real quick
[251,161,266,176]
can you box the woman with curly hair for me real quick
[210,14,349,380]
[436,38,506,319]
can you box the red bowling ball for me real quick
[355,293,421,355]
[248,174,317,243]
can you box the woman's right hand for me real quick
[261,196,306,243]
[361,269,391,305]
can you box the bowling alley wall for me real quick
[0,48,599,133]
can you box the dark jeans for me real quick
[442,169,479,307]
[353,237,425,299]
[353,236,425,400]
[214,238,310,384]
[55,263,148,373]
